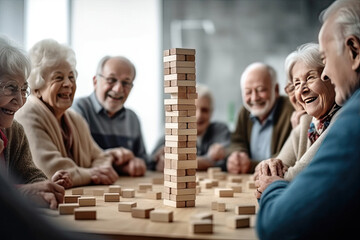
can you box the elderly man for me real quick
[72,56,147,176]
[256,0,360,239]
[226,62,293,174]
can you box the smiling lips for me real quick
[1,107,16,115]
[58,93,72,99]
[107,94,123,101]
[304,96,318,104]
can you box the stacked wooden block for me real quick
[163,48,197,208]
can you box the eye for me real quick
[106,78,117,84]
[55,76,63,81]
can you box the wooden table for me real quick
[42,171,259,240]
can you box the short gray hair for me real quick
[27,39,77,90]
[95,55,136,80]
[320,0,360,53]
[240,62,277,88]
[285,43,324,83]
[0,35,31,81]
[196,83,214,111]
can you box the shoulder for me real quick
[66,109,90,127]
[124,108,141,121]
[72,95,92,113]
[209,122,229,132]
[278,96,294,113]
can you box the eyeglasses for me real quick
[98,74,133,90]
[0,80,30,98]
[284,83,295,95]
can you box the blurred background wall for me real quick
[0,0,334,154]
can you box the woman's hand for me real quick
[51,170,73,189]
[90,165,118,185]
[254,175,283,199]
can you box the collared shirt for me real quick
[250,104,277,161]
[72,92,148,163]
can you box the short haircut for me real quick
[284,43,324,83]
[320,0,360,53]
[27,39,77,90]
[240,62,277,89]
[196,83,214,111]
[0,36,31,82]
[95,56,136,81]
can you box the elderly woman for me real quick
[15,39,121,187]
[0,36,66,209]
[254,43,341,197]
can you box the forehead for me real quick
[243,67,271,88]
[46,61,74,75]
[103,59,134,77]
[319,16,336,50]
[0,74,27,86]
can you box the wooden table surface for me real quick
[42,171,259,240]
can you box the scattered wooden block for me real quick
[235,205,256,215]
[226,216,250,229]
[74,209,96,220]
[200,180,213,189]
[122,189,135,198]
[152,177,164,185]
[78,197,96,207]
[217,202,226,212]
[118,202,137,212]
[211,201,218,210]
[247,181,256,189]
[214,188,234,197]
[163,199,186,208]
[213,172,227,180]
[64,195,80,203]
[131,207,155,219]
[71,188,84,195]
[150,209,173,222]
[58,203,79,215]
[109,185,121,194]
[190,220,213,234]
[92,189,104,196]
[145,191,162,200]
[228,176,242,183]
[207,167,221,179]
[104,193,120,202]
[191,212,213,221]
[138,183,152,193]
[227,183,242,193]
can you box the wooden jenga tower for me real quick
[163,48,197,208]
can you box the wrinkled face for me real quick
[94,58,134,117]
[242,67,278,122]
[0,75,28,128]
[319,16,359,105]
[285,81,303,112]
[292,61,335,119]
[196,96,212,136]
[38,61,76,120]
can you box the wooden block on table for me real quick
[227,183,242,193]
[64,195,80,203]
[131,207,155,219]
[163,199,186,208]
[170,147,197,154]
[190,220,213,234]
[226,216,250,229]
[211,179,219,187]
[247,181,256,189]
[163,55,186,62]
[191,212,213,221]
[170,194,196,201]
[214,188,234,197]
[145,191,162,200]
[118,202,137,212]
[211,201,218,210]
[74,209,96,220]
[170,67,196,74]
[170,175,196,183]
[104,193,120,202]
[164,168,186,176]
[213,172,227,180]
[122,189,135,198]
[235,205,256,215]
[93,189,104,196]
[217,202,226,212]
[78,197,96,207]
[170,48,196,55]
[172,160,197,169]
[228,176,242,183]
[186,200,195,207]
[71,189,84,195]
[171,188,196,195]
[150,209,173,222]
[200,180,213,189]
[138,183,152,191]
[58,203,79,215]
[170,129,197,136]
[109,185,121,194]
[207,167,221,178]
[152,176,164,185]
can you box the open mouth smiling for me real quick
[304,97,317,104]
[1,108,16,115]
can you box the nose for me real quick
[321,71,330,81]
[250,90,259,102]
[112,81,124,93]
[13,91,24,106]
[63,77,74,87]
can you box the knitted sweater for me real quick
[15,96,113,187]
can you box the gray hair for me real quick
[320,0,360,53]
[0,36,31,81]
[285,43,324,83]
[196,83,214,111]
[27,39,77,90]
[240,62,277,88]
[95,55,136,80]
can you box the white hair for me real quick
[95,55,136,80]
[27,39,77,90]
[196,83,214,111]
[285,43,324,83]
[240,62,277,89]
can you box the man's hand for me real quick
[51,170,73,189]
[90,165,118,185]
[254,175,283,199]
[18,180,65,210]
[227,151,251,174]
[107,147,135,166]
[122,158,146,177]
[207,143,226,161]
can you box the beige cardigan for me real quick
[15,96,112,187]
[278,111,341,181]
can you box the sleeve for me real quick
[133,114,149,165]
[226,108,251,155]
[256,104,360,239]
[275,128,297,168]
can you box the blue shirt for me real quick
[249,106,276,161]
[72,92,148,164]
[256,88,360,239]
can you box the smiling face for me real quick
[196,95,212,136]
[0,75,27,128]
[242,66,279,122]
[37,61,76,120]
[292,60,335,119]
[94,58,135,117]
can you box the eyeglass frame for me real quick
[97,74,134,90]
[284,82,295,95]
[0,80,31,98]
